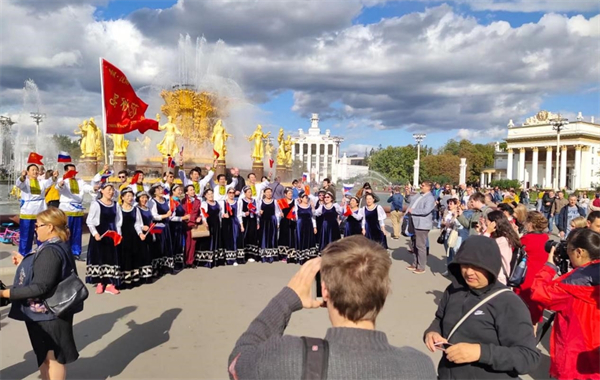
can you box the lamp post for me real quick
[550,115,568,190]
[30,111,45,153]
[412,133,426,188]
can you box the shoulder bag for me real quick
[301,337,329,380]
[43,244,89,317]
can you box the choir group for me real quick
[15,160,389,295]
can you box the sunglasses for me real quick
[118,176,126,179]
[34,223,48,229]
[324,195,332,199]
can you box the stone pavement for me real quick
[0,224,551,379]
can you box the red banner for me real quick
[101,59,159,134]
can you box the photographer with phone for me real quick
[423,236,540,379]
[531,228,600,380]
[228,236,436,379]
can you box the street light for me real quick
[550,115,568,190]
[30,111,45,152]
[412,133,426,188]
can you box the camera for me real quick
[545,240,569,275]
[0,281,11,307]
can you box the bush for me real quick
[489,179,521,189]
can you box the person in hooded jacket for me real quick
[423,235,541,379]
[530,228,600,380]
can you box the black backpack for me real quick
[502,246,527,288]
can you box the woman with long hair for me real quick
[483,210,522,285]
[135,191,154,282]
[86,183,122,295]
[238,186,259,263]
[116,188,146,288]
[1,208,81,380]
[257,187,279,263]
[196,188,223,268]
[514,211,548,328]
[314,191,344,251]
[440,198,463,276]
[222,187,244,266]
[295,191,317,263]
[277,188,297,263]
[361,193,388,249]
[150,183,173,274]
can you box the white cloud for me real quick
[457,127,507,141]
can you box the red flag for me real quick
[169,197,179,212]
[101,230,122,246]
[130,172,140,185]
[344,205,353,217]
[304,185,310,196]
[148,223,165,234]
[269,158,274,168]
[186,199,192,215]
[225,202,233,215]
[62,170,78,180]
[201,207,208,219]
[101,59,159,134]
[277,198,288,211]
[167,155,175,169]
[213,149,220,159]
[286,209,296,220]
[248,202,257,213]
[27,152,43,165]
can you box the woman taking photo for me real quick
[482,210,522,285]
[423,236,540,379]
[1,208,81,380]
[531,228,600,380]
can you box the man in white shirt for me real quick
[214,171,238,202]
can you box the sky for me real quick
[1,0,599,159]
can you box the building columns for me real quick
[306,143,312,175]
[518,148,526,183]
[480,172,485,188]
[315,143,321,179]
[581,146,590,189]
[574,145,582,189]
[545,147,552,189]
[560,146,567,189]
[506,149,514,180]
[531,147,538,188]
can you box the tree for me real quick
[439,139,494,183]
[369,145,418,184]
[421,154,461,185]
[52,134,80,161]
[291,159,306,179]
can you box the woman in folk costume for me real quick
[238,186,260,262]
[257,187,280,263]
[135,191,155,282]
[150,183,173,274]
[295,191,318,264]
[56,163,94,260]
[182,184,203,268]
[86,183,122,295]
[116,188,146,288]
[361,193,389,249]
[313,189,326,249]
[15,161,56,256]
[344,195,364,237]
[221,187,244,266]
[196,188,224,268]
[168,184,190,270]
[314,190,344,251]
[277,188,298,263]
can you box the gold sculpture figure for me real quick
[74,119,88,156]
[284,134,293,166]
[109,134,129,156]
[210,119,231,159]
[156,114,182,158]
[75,118,103,158]
[88,118,104,158]
[136,136,152,150]
[276,128,287,166]
[247,124,271,163]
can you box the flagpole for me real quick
[99,57,108,165]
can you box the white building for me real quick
[482,111,600,190]
[291,114,343,182]
[337,153,369,180]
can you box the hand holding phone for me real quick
[287,257,324,309]
[434,342,453,351]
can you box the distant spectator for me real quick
[557,194,586,239]
[587,211,600,233]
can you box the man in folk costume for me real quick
[183,184,203,267]
[57,163,94,260]
[129,170,149,194]
[177,157,216,201]
[213,169,238,203]
[246,172,270,201]
[15,153,57,255]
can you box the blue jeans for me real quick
[543,212,553,232]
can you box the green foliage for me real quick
[420,154,461,185]
[52,134,80,161]
[368,145,421,184]
[489,179,521,189]
[439,139,495,183]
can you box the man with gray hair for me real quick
[406,181,436,274]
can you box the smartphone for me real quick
[434,342,453,351]
[314,271,323,300]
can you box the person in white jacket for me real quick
[16,164,56,255]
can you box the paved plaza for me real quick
[0,225,551,379]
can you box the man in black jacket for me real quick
[423,236,541,379]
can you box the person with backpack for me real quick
[228,236,436,379]
[481,211,522,286]
[423,236,541,379]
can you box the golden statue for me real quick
[109,134,129,156]
[75,118,103,158]
[136,136,152,150]
[156,114,182,157]
[276,128,286,166]
[247,124,271,163]
[265,137,275,159]
[284,134,293,166]
[210,119,231,159]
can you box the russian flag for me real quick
[302,173,308,182]
[247,202,257,214]
[99,169,113,183]
[57,151,72,163]
[343,183,354,193]
[167,155,175,169]
[148,223,165,234]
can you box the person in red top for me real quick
[183,184,203,268]
[514,211,549,329]
[531,228,600,380]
